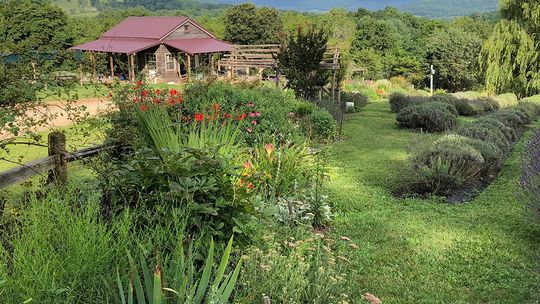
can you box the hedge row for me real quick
[396,102,540,197]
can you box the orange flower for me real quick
[243,161,252,170]
[194,113,204,122]
[140,104,148,111]
[237,113,247,121]
[247,183,254,190]
[212,103,221,112]
[264,143,274,155]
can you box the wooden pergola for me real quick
[218,44,342,100]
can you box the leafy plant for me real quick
[117,236,242,304]
[396,102,458,132]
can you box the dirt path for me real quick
[1,98,114,140]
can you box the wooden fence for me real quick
[0,132,114,189]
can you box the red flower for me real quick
[176,97,184,104]
[155,89,161,94]
[212,103,221,112]
[247,183,254,190]
[223,113,232,119]
[135,80,142,88]
[237,113,247,121]
[141,90,149,97]
[170,89,178,96]
[133,97,140,103]
[140,105,148,111]
[194,113,204,122]
[152,98,160,104]
[167,97,175,106]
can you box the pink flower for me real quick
[247,128,253,133]
[265,143,274,154]
[288,112,295,117]
[249,112,256,118]
[255,112,261,117]
[247,102,255,108]
[251,120,257,125]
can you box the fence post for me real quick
[48,132,67,185]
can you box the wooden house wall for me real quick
[164,21,211,40]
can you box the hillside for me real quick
[51,0,499,18]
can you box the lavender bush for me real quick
[520,129,540,220]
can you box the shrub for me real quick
[305,108,337,139]
[452,98,484,116]
[457,121,511,151]
[486,109,527,129]
[341,92,368,112]
[494,93,519,108]
[452,91,484,100]
[396,102,458,132]
[518,100,540,117]
[397,136,485,196]
[431,92,457,104]
[520,129,540,221]
[389,92,424,112]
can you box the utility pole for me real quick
[430,64,435,95]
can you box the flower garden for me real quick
[0,79,539,303]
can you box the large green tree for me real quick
[223,3,283,45]
[277,27,330,100]
[480,0,540,97]
[0,0,71,54]
[427,26,482,92]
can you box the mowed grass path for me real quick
[328,99,540,303]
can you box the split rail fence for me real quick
[0,132,115,189]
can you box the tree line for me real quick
[1,0,538,98]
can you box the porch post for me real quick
[109,53,114,81]
[91,52,97,81]
[130,53,136,81]
[187,54,192,81]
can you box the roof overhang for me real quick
[164,38,232,55]
[70,38,160,54]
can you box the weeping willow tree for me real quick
[480,0,540,98]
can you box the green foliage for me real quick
[494,93,519,108]
[341,92,368,112]
[426,26,482,92]
[396,102,458,132]
[0,0,71,53]
[0,60,40,106]
[389,92,425,112]
[223,4,282,45]
[277,26,330,100]
[481,7,540,97]
[235,232,351,304]
[0,189,124,303]
[304,108,337,139]
[397,135,486,196]
[457,120,512,151]
[117,237,241,304]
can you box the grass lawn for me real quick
[328,99,540,303]
[0,122,106,172]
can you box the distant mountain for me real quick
[212,0,499,17]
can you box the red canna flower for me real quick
[194,113,204,122]
[140,104,148,111]
[141,90,149,97]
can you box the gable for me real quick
[101,17,188,39]
[163,20,213,41]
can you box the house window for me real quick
[145,53,157,70]
[184,24,190,33]
[165,53,176,71]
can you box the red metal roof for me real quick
[71,38,160,54]
[165,38,232,55]
[101,16,189,39]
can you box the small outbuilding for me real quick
[71,16,232,83]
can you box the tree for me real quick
[0,0,71,54]
[480,0,540,97]
[427,27,482,92]
[223,3,283,45]
[277,27,330,100]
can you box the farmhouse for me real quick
[71,16,232,83]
